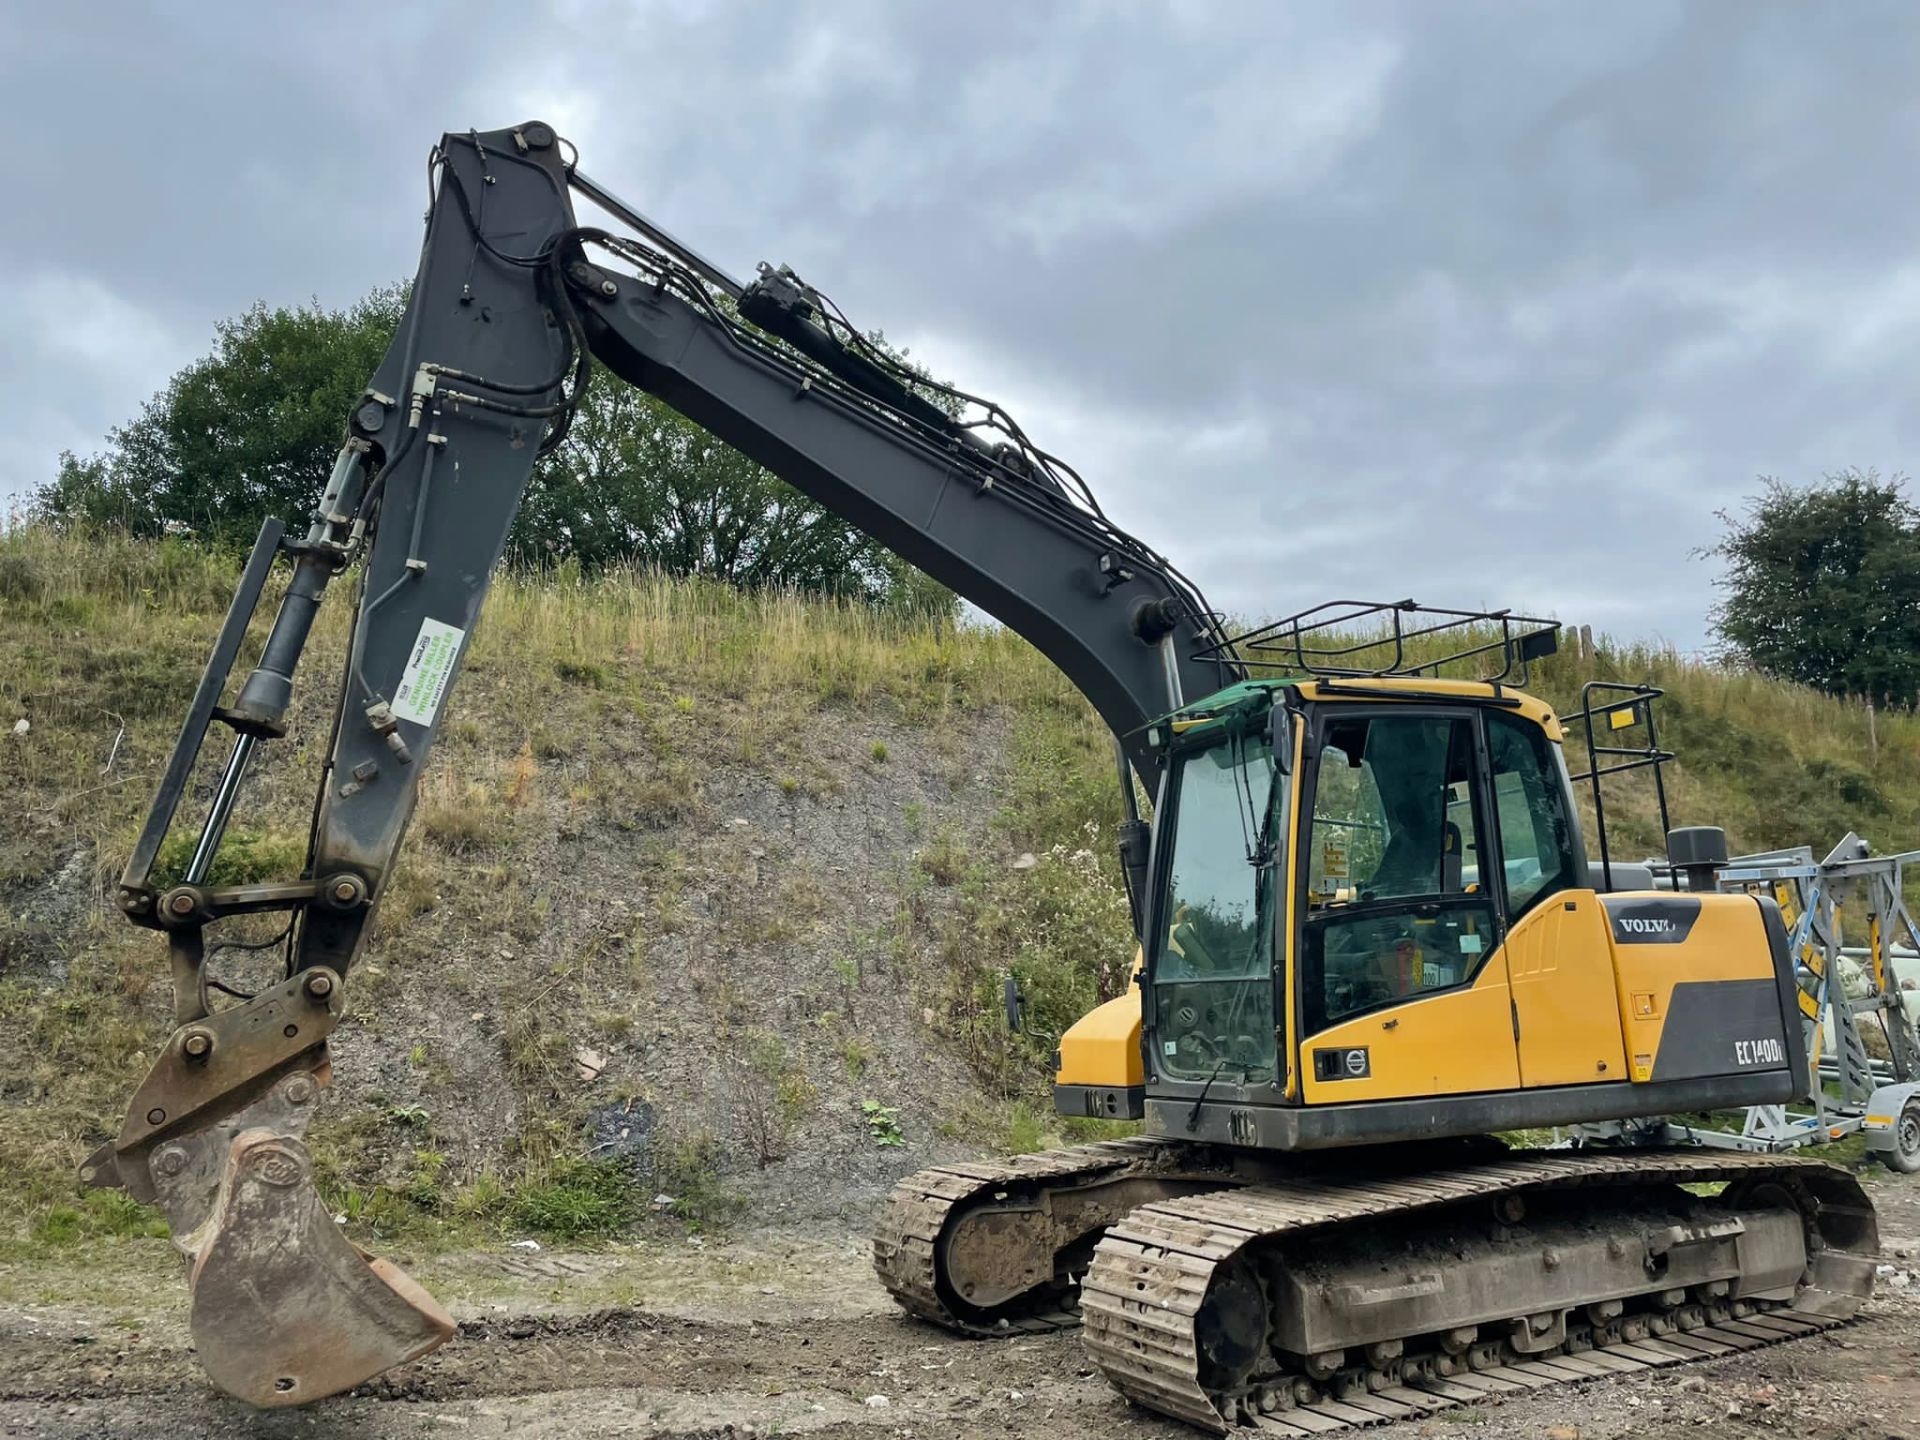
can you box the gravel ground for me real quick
[2,1170,1915,1440]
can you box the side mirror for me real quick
[1268,704,1293,772]
[1003,975,1023,1034]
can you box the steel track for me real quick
[1081,1150,1876,1433]
[873,1138,1181,1335]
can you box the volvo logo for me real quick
[1605,898,1701,945]
[1313,1046,1371,1081]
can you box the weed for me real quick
[510,1157,640,1239]
[452,1170,510,1224]
[404,1150,449,1210]
[503,1009,568,1088]
[593,1008,636,1038]
[1495,1128,1558,1150]
[938,815,1134,1088]
[506,744,538,807]
[917,825,968,885]
[861,1099,905,1147]
[417,772,512,853]
[839,1036,875,1081]
[830,953,861,991]
[649,1129,741,1231]
[731,1031,817,1167]
[1061,1115,1141,1144]
[151,826,305,889]
[27,1190,170,1247]
[996,1100,1054,1155]
[870,740,889,763]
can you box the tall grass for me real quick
[480,562,1075,717]
[1535,635,1918,858]
[0,525,1077,721]
[6,525,1915,865]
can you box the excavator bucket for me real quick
[84,1001,455,1407]
[185,1130,454,1405]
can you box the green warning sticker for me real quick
[392,617,465,726]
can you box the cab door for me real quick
[1482,711,1627,1087]
[1296,708,1522,1103]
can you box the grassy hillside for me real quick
[1528,639,1918,862]
[1,526,1915,1254]
[0,526,1130,1254]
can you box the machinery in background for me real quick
[1554,681,1920,1166]
[1586,832,1920,1167]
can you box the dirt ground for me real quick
[2,1172,1915,1440]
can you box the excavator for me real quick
[84,123,1883,1431]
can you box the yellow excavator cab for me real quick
[1056,674,1806,1146]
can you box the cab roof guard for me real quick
[1193,598,1561,686]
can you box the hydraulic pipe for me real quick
[184,733,256,886]
[1114,739,1151,939]
[228,445,364,736]
[570,168,746,298]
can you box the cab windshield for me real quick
[1152,728,1280,1082]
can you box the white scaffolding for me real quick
[1625,834,1920,1162]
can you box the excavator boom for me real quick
[87,122,1235,1404]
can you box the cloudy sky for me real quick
[4,2,1916,646]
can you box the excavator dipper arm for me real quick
[85,122,1233,1406]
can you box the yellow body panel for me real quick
[1055,987,1144,1088]
[1503,892,1627,1087]
[1609,893,1776,1081]
[1300,961,1520,1103]
[1058,898,1779,1105]
[1056,950,1144,1089]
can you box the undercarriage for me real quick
[874,1139,1879,1433]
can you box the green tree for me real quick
[513,382,949,612]
[1706,469,1920,706]
[38,289,407,543]
[38,286,953,616]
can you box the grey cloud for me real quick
[4,1,1916,644]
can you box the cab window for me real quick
[1152,733,1280,1083]
[1302,713,1494,1032]
[1307,714,1479,907]
[1157,739,1271,983]
[1485,711,1579,915]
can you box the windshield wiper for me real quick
[1185,1057,1248,1132]
[1231,732,1281,872]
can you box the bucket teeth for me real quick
[186,1129,454,1407]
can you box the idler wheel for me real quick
[1194,1259,1268,1389]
